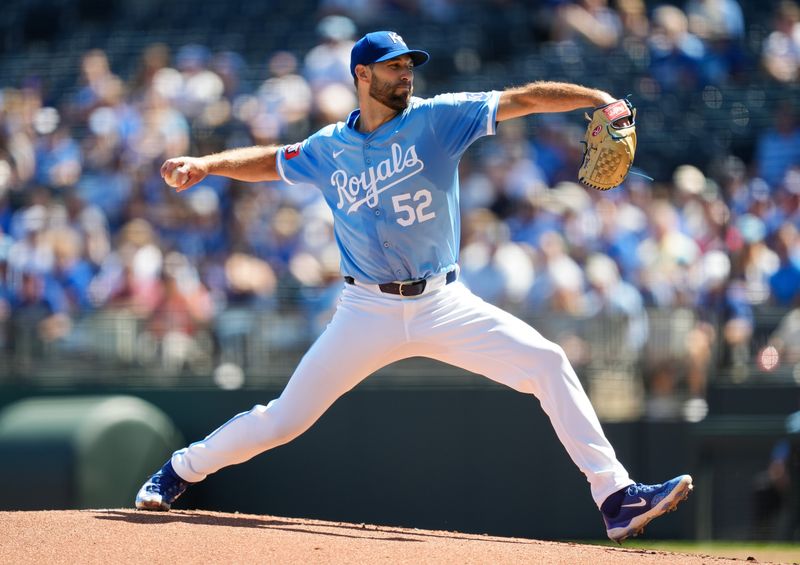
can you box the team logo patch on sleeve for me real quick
[283,143,302,160]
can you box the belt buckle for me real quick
[398,280,411,297]
[397,279,425,297]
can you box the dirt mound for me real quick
[0,509,763,564]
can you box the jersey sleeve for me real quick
[428,91,501,158]
[275,136,323,187]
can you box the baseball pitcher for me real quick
[136,31,692,543]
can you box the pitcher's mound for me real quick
[0,509,753,564]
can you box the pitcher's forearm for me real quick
[497,81,616,121]
[203,145,282,182]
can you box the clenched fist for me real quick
[161,157,208,192]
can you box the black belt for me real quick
[344,270,457,297]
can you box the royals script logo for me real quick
[332,143,425,213]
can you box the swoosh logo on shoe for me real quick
[621,497,647,508]
[333,149,345,158]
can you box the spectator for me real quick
[553,0,622,51]
[731,214,779,306]
[90,218,163,314]
[754,100,800,189]
[529,116,584,186]
[257,51,313,140]
[289,245,343,336]
[774,167,800,228]
[62,192,110,270]
[173,44,225,120]
[312,82,358,125]
[68,49,123,125]
[128,43,171,102]
[460,209,535,307]
[584,252,649,353]
[694,248,753,376]
[769,223,800,307]
[212,251,277,366]
[50,227,95,314]
[685,0,747,83]
[0,89,37,190]
[551,181,597,258]
[141,252,214,373]
[77,108,134,228]
[127,89,190,168]
[526,230,586,315]
[172,186,229,261]
[647,5,706,92]
[636,199,701,307]
[6,269,71,356]
[671,164,728,253]
[617,0,650,41]
[592,194,647,282]
[33,117,82,191]
[304,15,357,91]
[712,154,751,216]
[211,51,248,102]
[762,0,800,83]
[686,0,744,41]
[507,191,565,251]
[7,203,54,277]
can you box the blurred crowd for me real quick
[1,0,800,416]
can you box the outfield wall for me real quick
[0,386,796,540]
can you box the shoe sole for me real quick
[135,497,172,512]
[607,475,694,543]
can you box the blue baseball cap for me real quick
[350,31,429,77]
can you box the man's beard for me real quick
[369,77,412,112]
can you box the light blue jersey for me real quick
[277,91,501,283]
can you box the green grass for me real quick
[584,540,799,563]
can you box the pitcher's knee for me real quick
[512,344,573,394]
[258,401,316,447]
[544,343,571,371]
[525,342,571,374]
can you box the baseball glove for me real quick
[578,99,637,191]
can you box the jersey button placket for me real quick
[366,138,396,274]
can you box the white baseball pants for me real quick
[171,280,633,507]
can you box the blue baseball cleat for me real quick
[602,475,693,543]
[135,460,192,511]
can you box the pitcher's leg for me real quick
[172,287,410,482]
[415,283,633,507]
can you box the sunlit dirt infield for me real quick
[0,509,782,564]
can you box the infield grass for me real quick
[589,540,799,563]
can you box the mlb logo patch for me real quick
[464,92,489,101]
[284,143,302,160]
